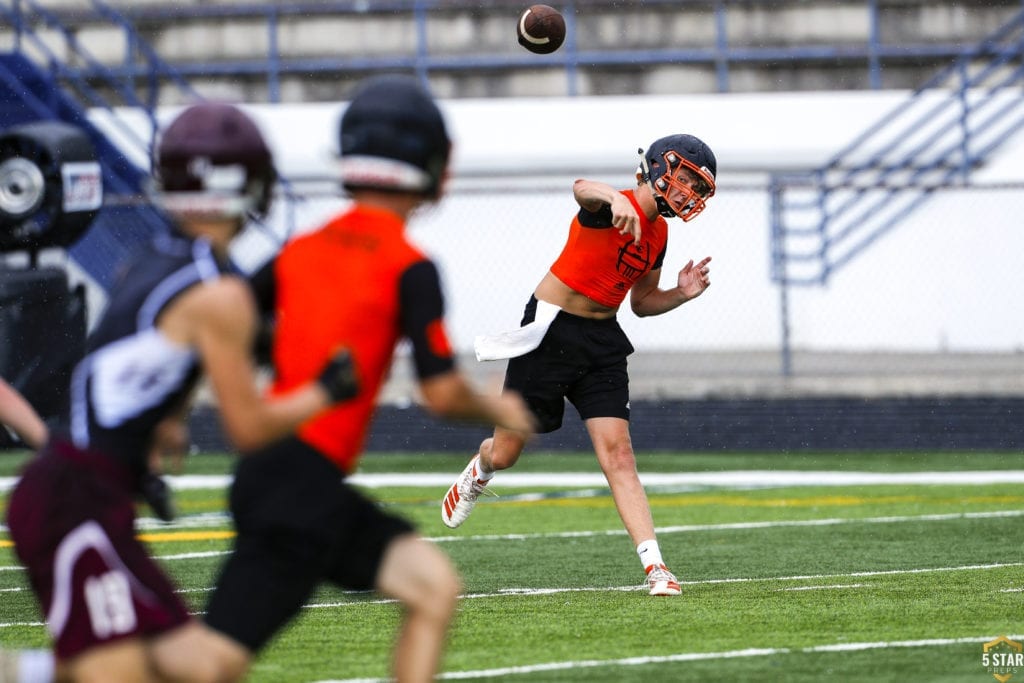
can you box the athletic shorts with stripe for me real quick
[6,440,191,660]
[504,295,635,434]
[204,436,414,652]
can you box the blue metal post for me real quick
[564,1,578,96]
[267,9,280,103]
[123,24,135,101]
[867,0,881,89]
[413,0,430,89]
[769,177,793,376]
[956,61,970,184]
[714,1,729,93]
[13,0,22,51]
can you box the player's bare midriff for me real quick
[534,271,618,319]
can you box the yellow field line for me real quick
[136,530,235,543]
[0,529,235,549]
[3,493,1023,548]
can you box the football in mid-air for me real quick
[516,5,566,54]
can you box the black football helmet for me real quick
[338,75,451,198]
[154,102,276,220]
[637,134,716,221]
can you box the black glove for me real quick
[140,472,176,523]
[318,348,359,403]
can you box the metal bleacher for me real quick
[0,0,200,289]
[765,9,1024,372]
[768,8,1024,289]
[5,0,1020,102]
[3,0,1024,296]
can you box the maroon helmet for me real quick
[155,102,276,219]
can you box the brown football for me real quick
[516,5,566,55]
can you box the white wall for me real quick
[89,91,1024,354]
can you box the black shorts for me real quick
[505,295,634,433]
[203,436,414,652]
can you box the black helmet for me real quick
[338,75,451,198]
[155,102,276,219]
[637,134,716,221]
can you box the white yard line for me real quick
[4,470,1024,494]
[430,509,1024,542]
[1,509,1021,569]
[777,583,867,591]
[1,509,1021,562]
[2,560,1021,629]
[297,560,1024,610]
[312,633,1024,682]
[7,559,1015,626]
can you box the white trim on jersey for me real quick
[88,330,194,429]
[136,240,219,330]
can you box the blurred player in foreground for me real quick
[441,134,717,597]
[203,75,535,683]
[0,379,48,682]
[0,376,48,450]
[4,103,358,683]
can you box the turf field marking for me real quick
[297,561,1023,609]
[497,492,1024,509]
[135,530,235,543]
[2,562,1019,629]
[5,470,1024,495]
[353,471,1024,487]
[158,550,232,560]
[776,583,866,591]
[4,507,1022,548]
[1,559,1018,603]
[0,621,43,628]
[0,509,1021,554]
[431,508,1024,542]
[313,634,1024,682]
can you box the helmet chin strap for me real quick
[654,196,677,218]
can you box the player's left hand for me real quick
[677,256,712,300]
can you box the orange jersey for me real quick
[549,189,668,308]
[269,204,455,473]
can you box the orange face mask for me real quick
[649,151,716,222]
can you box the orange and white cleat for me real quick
[645,563,682,596]
[441,454,490,528]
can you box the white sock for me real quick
[473,455,494,481]
[18,649,55,683]
[636,539,664,571]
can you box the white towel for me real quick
[474,299,561,362]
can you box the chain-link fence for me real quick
[228,177,1024,403]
